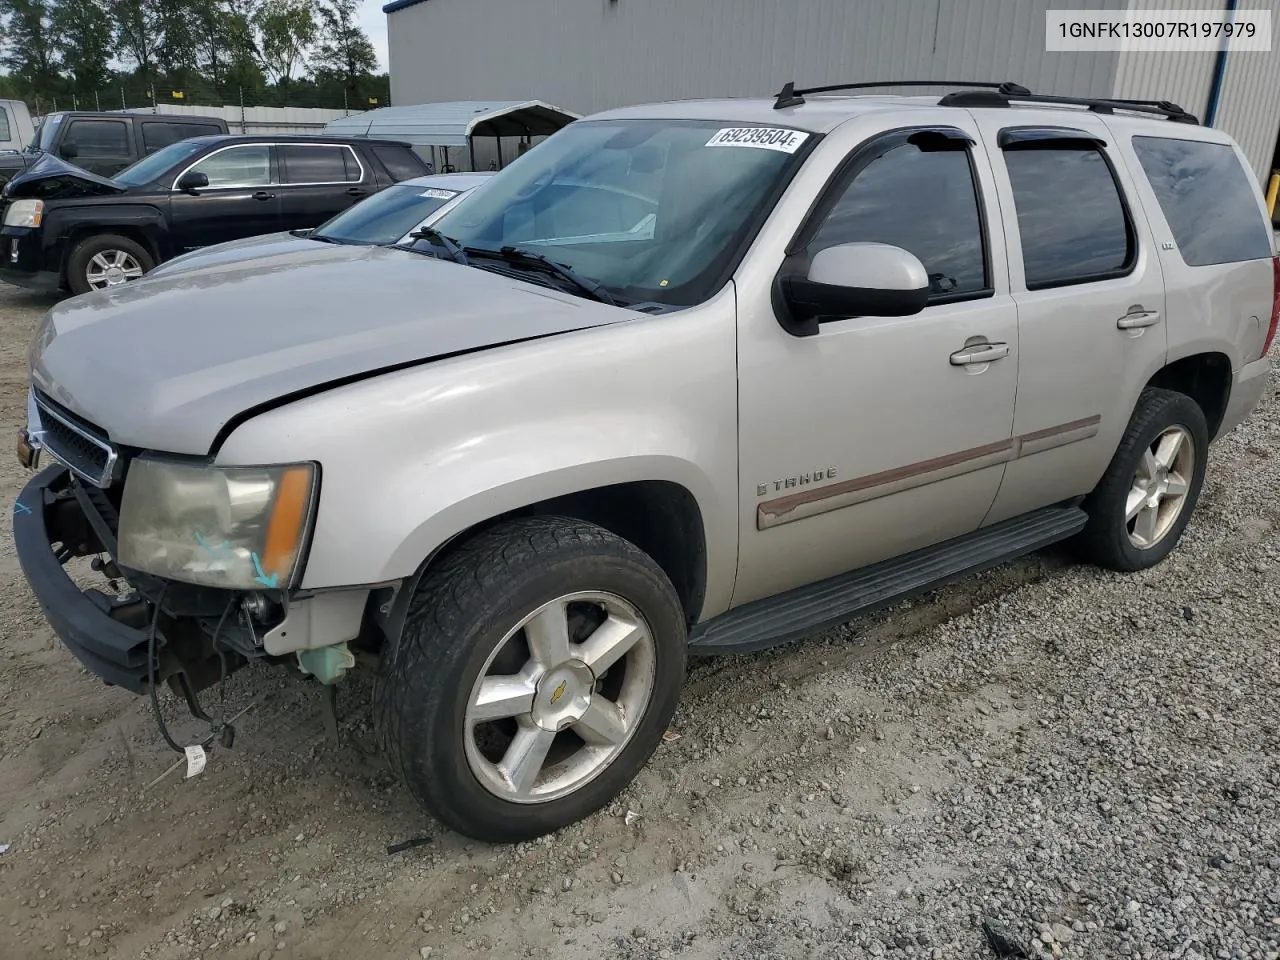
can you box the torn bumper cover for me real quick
[15,464,159,692]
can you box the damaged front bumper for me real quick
[15,464,161,692]
[14,464,375,697]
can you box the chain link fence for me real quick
[26,81,391,119]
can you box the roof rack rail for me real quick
[937,88,1199,124]
[773,80,1029,110]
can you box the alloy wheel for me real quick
[1125,424,1194,549]
[462,590,656,803]
[85,250,145,289]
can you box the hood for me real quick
[146,231,315,278]
[4,153,126,199]
[31,244,632,456]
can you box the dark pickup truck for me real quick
[0,111,230,188]
[0,133,430,294]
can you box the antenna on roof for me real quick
[774,82,804,110]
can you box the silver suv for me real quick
[15,82,1276,843]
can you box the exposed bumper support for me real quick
[14,465,157,692]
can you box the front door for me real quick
[276,142,369,233]
[733,114,1019,606]
[167,143,281,251]
[972,114,1168,525]
[59,118,132,177]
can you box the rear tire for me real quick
[66,234,154,296]
[1078,387,1208,571]
[375,516,687,843]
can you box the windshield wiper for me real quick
[407,227,469,265]
[464,245,618,307]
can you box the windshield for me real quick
[113,139,208,187]
[314,183,465,244]
[30,114,63,152]
[430,119,814,306]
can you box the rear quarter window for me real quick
[372,145,429,181]
[1131,135,1272,267]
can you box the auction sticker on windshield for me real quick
[420,188,458,199]
[705,127,810,153]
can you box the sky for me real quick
[357,0,391,73]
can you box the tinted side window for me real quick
[373,144,429,181]
[188,145,272,187]
[0,107,11,143]
[809,139,988,298]
[1132,136,1271,266]
[142,121,223,153]
[1003,145,1132,289]
[280,144,358,183]
[64,119,129,158]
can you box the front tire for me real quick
[66,234,155,296]
[376,516,687,843]
[1078,387,1208,571]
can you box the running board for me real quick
[688,505,1087,655]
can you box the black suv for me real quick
[0,133,429,294]
[0,111,230,187]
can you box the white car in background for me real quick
[146,171,495,279]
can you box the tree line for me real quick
[0,0,388,112]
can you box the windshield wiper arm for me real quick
[464,245,618,307]
[407,227,469,265]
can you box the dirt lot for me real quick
[1,285,1278,960]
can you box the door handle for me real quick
[1117,308,1161,329]
[950,341,1010,366]
[252,191,275,201]
[345,187,367,197]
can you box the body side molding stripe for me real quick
[758,415,1101,529]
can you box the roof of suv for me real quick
[589,95,1211,138]
[178,133,417,149]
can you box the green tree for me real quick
[0,0,61,99]
[155,0,199,78]
[221,0,265,94]
[53,0,111,94]
[257,0,315,88]
[309,0,376,96]
[113,0,160,82]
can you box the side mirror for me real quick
[59,140,78,159]
[176,170,209,193]
[776,242,929,336]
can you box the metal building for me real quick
[383,0,1280,183]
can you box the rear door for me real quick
[971,112,1169,525]
[276,142,369,232]
[167,142,281,250]
[59,117,133,176]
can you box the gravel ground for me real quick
[0,284,1277,960]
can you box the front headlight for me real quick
[4,199,43,228]
[118,459,317,590]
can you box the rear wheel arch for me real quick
[1145,352,1232,440]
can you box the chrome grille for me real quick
[29,390,119,488]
